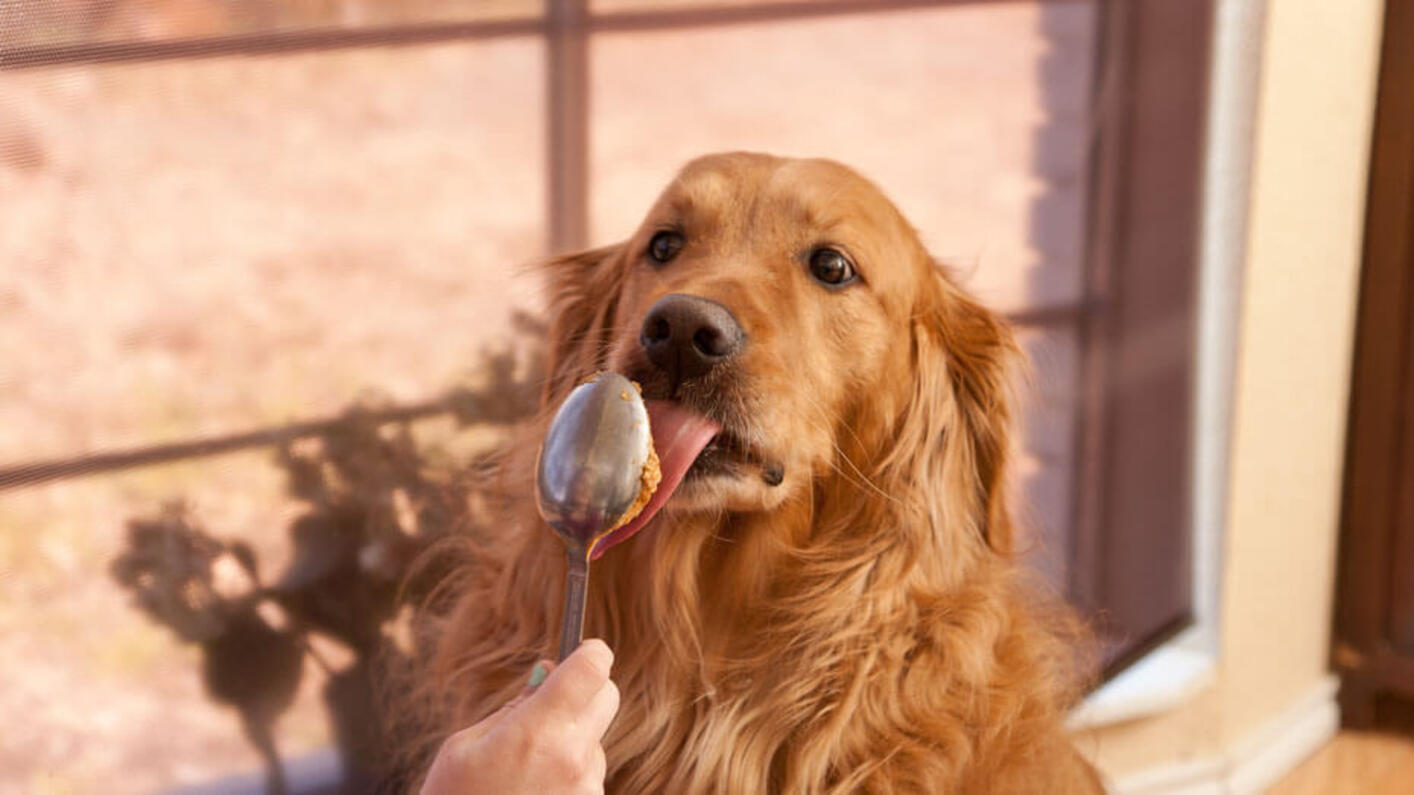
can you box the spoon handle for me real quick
[557,550,590,661]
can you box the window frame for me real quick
[2,0,1226,703]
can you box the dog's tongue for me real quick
[588,400,720,559]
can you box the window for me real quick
[0,0,1212,788]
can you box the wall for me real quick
[1081,0,1386,789]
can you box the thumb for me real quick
[522,659,555,695]
[458,659,556,742]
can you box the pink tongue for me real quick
[588,400,720,559]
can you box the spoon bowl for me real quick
[536,372,652,553]
[535,372,653,659]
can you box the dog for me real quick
[409,153,1102,793]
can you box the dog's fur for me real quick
[408,153,1101,793]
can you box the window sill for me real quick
[1066,632,1216,730]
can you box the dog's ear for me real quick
[939,282,1020,557]
[900,265,1021,557]
[539,244,627,407]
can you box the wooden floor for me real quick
[1268,730,1414,794]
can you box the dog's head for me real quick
[540,153,1018,561]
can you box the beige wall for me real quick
[1084,0,1385,784]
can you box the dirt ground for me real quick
[0,2,1093,791]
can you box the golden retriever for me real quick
[409,152,1101,793]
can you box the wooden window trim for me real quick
[1333,0,1414,728]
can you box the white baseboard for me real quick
[1224,675,1340,793]
[1109,674,1340,795]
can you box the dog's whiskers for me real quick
[791,389,902,506]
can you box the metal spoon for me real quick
[535,372,653,661]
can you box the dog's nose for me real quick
[639,293,745,381]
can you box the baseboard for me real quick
[1224,675,1340,793]
[1109,674,1340,794]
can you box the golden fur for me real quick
[409,153,1101,793]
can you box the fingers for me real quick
[581,674,620,741]
[586,744,607,789]
[423,647,616,795]
[517,638,614,725]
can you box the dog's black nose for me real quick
[639,293,745,381]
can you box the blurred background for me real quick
[0,0,1408,792]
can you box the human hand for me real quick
[420,639,619,794]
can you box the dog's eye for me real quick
[648,231,684,264]
[808,248,856,286]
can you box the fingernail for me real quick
[527,662,548,688]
